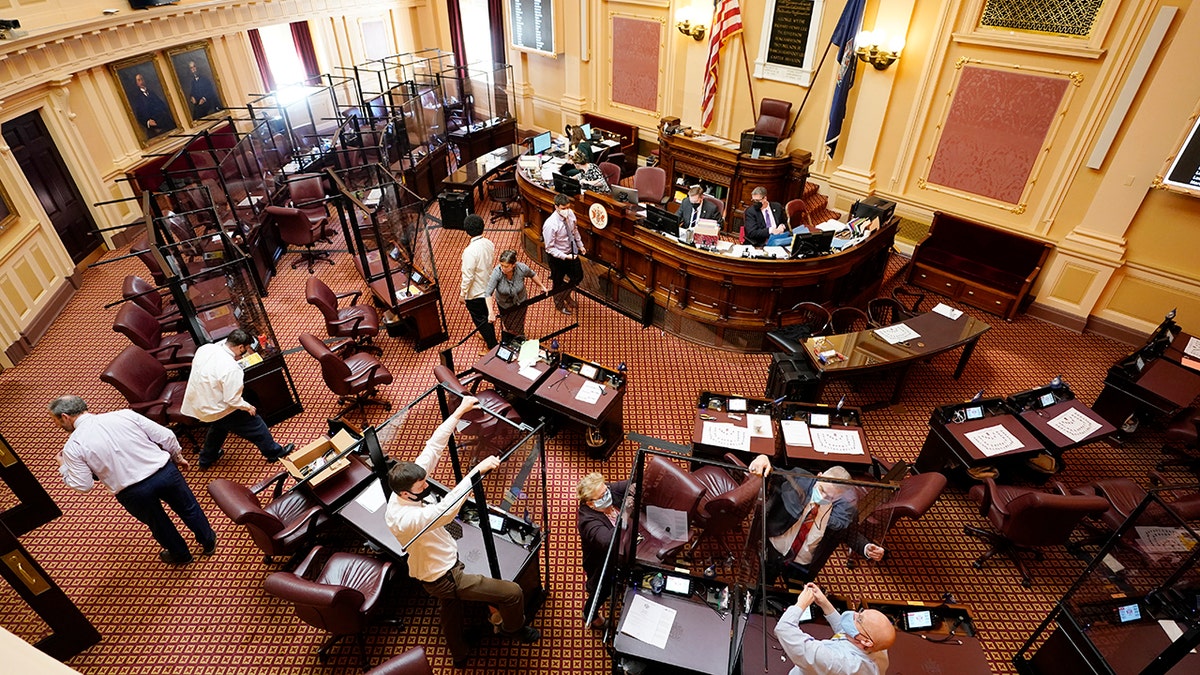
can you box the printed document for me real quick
[810,428,865,455]
[575,380,605,404]
[932,303,963,320]
[517,365,542,381]
[964,425,1025,457]
[874,323,921,344]
[781,420,812,447]
[644,506,689,543]
[701,422,750,451]
[1046,407,1103,443]
[620,594,677,650]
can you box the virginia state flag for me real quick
[824,0,866,156]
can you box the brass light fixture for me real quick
[854,30,905,70]
[676,20,706,41]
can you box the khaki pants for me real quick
[422,562,525,661]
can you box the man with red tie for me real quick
[748,455,884,583]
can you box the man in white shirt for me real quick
[51,395,215,565]
[460,214,497,354]
[181,328,293,470]
[775,583,894,675]
[542,193,585,315]
[385,396,540,667]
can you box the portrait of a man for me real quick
[168,44,225,125]
[112,57,179,146]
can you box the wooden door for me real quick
[1,111,100,264]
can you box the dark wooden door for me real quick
[1,111,100,264]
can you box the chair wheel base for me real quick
[972,560,984,570]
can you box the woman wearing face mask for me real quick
[576,472,628,629]
[486,249,550,342]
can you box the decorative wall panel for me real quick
[609,16,662,114]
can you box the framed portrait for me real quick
[111,55,180,147]
[167,42,226,127]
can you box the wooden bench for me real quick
[582,112,638,178]
[906,211,1051,321]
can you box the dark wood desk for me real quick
[529,355,625,459]
[802,309,991,406]
[1092,355,1200,432]
[352,251,446,351]
[691,392,778,460]
[777,401,871,471]
[916,401,1045,474]
[613,585,746,675]
[1017,399,1116,454]
[471,344,554,397]
[441,143,523,203]
[447,116,517,163]
[303,454,373,510]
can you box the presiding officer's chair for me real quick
[267,205,333,273]
[264,545,394,669]
[207,474,328,564]
[299,333,394,420]
[305,276,382,355]
[365,647,433,675]
[965,478,1109,587]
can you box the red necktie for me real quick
[788,505,819,561]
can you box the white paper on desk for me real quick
[644,506,690,544]
[815,219,844,232]
[781,420,812,446]
[575,380,605,404]
[701,421,750,451]
[728,244,748,257]
[354,480,387,513]
[1158,620,1200,653]
[746,413,773,438]
[517,339,540,367]
[363,188,382,206]
[1185,336,1200,360]
[932,303,964,320]
[810,428,864,455]
[517,365,542,381]
[765,246,790,258]
[964,425,1025,457]
[1135,526,1195,554]
[1046,407,1102,443]
[621,594,677,650]
[874,323,922,344]
[716,240,733,252]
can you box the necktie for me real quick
[764,204,775,230]
[567,217,578,255]
[692,203,700,227]
[787,504,819,561]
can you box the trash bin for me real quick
[438,190,473,230]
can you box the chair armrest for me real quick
[977,478,997,518]
[276,505,325,541]
[1049,481,1072,496]
[334,290,363,306]
[252,471,290,498]
[328,315,366,331]
[146,342,182,359]
[292,544,324,579]
[129,400,168,420]
[458,371,486,393]
[345,363,384,387]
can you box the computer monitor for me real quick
[362,425,391,498]
[610,184,640,205]
[578,123,592,139]
[751,134,779,158]
[791,230,835,258]
[643,204,681,233]
[552,172,582,196]
[530,131,552,155]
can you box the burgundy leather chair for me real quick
[598,161,621,187]
[634,166,669,205]
[365,647,432,675]
[287,173,331,232]
[305,276,381,355]
[1067,478,1200,556]
[299,333,393,420]
[829,306,870,334]
[785,198,810,233]
[965,478,1109,587]
[432,365,522,461]
[99,345,196,429]
[702,195,726,224]
[132,235,200,286]
[207,474,328,564]
[1157,406,1200,472]
[753,98,793,140]
[264,545,394,669]
[112,303,197,371]
[689,453,763,552]
[267,205,333,273]
[637,455,708,562]
[847,465,947,567]
[122,274,185,332]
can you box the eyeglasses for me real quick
[854,611,874,644]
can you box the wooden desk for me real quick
[471,345,554,397]
[352,252,446,351]
[529,355,625,459]
[1017,399,1116,454]
[447,116,517,163]
[691,392,779,460]
[802,309,991,406]
[302,454,373,510]
[777,401,871,471]
[613,585,746,675]
[441,143,523,203]
[916,402,1045,474]
[1092,355,1200,431]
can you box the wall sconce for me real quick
[676,20,707,41]
[854,30,905,70]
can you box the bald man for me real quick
[776,583,895,675]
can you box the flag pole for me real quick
[737,33,757,121]
[785,43,837,138]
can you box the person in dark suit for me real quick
[748,455,884,583]
[676,185,723,229]
[743,185,788,247]
[577,472,629,629]
[186,60,222,119]
[130,72,176,139]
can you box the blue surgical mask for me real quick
[591,489,613,510]
[839,613,860,639]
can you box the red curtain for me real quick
[446,0,469,68]
[248,29,275,92]
[290,21,321,83]
[489,0,507,66]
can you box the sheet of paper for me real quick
[354,480,386,513]
[746,413,773,438]
[620,594,677,650]
[716,240,733,252]
[644,505,690,543]
[810,428,865,455]
[728,244,747,257]
[517,339,540,367]
[816,220,844,232]
[1158,620,1199,653]
[1135,526,1196,553]
[964,424,1025,457]
[575,380,605,405]
[1184,336,1200,359]
[517,365,542,381]
[781,420,812,446]
[1046,407,1103,443]
[874,323,922,344]
[700,421,750,451]
[765,246,790,258]
[932,303,963,320]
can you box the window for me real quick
[257,23,307,87]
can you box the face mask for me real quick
[839,613,860,639]
[591,489,613,510]
[406,486,432,501]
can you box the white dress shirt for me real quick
[542,209,583,260]
[460,235,496,300]
[385,414,483,582]
[776,605,889,675]
[181,341,251,422]
[59,410,181,493]
[770,488,833,566]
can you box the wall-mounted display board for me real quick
[510,0,556,56]
[1161,113,1200,197]
[754,0,826,87]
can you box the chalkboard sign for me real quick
[1163,115,1200,197]
[766,0,816,69]
[510,0,555,55]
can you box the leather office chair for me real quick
[364,647,432,675]
[112,303,197,372]
[785,198,811,233]
[598,161,621,188]
[891,285,926,315]
[847,464,947,567]
[487,174,522,225]
[305,276,382,355]
[1157,406,1200,472]
[689,453,763,553]
[965,478,1109,587]
[264,545,394,669]
[288,173,332,232]
[122,275,186,333]
[766,302,831,355]
[702,195,726,224]
[432,365,522,461]
[1067,478,1200,556]
[829,306,870,334]
[132,235,202,286]
[752,98,793,141]
[638,455,708,562]
[266,205,334,273]
[866,297,910,328]
[299,333,394,421]
[634,166,670,205]
[207,474,329,564]
[100,345,197,429]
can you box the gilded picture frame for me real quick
[167,42,226,127]
[111,55,181,147]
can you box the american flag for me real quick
[700,0,744,130]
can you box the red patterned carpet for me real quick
[0,192,1182,674]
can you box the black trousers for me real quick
[464,297,497,348]
[547,256,582,310]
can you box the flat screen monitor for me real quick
[643,204,681,233]
[530,131,552,155]
[552,172,582,196]
[578,123,592,139]
[362,426,390,497]
[611,184,640,204]
[751,134,779,158]
[790,230,835,258]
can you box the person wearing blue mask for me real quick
[748,456,884,583]
[776,583,895,675]
[577,471,629,629]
